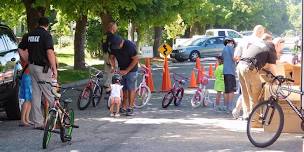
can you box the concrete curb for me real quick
[62,79,89,88]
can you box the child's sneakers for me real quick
[110,113,115,117]
[232,108,240,119]
[114,113,120,117]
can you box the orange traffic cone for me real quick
[189,70,197,88]
[161,57,171,92]
[201,66,205,76]
[209,64,213,78]
[196,67,202,84]
[195,57,201,69]
[145,58,155,92]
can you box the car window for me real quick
[0,27,18,52]
[215,37,224,44]
[228,31,242,38]
[190,38,207,46]
[205,38,216,45]
[218,31,225,36]
[0,36,6,52]
[206,31,214,36]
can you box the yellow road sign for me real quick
[158,43,172,57]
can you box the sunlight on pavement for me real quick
[87,117,247,133]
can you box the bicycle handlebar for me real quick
[261,68,294,84]
[37,81,82,99]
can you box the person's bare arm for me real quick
[127,55,139,72]
[18,49,28,63]
[109,54,116,71]
[267,64,277,76]
[47,49,57,79]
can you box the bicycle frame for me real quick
[137,68,149,94]
[170,73,187,96]
[280,87,304,121]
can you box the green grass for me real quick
[55,45,104,84]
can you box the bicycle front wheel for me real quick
[191,91,202,108]
[162,91,174,108]
[174,88,184,106]
[42,110,56,149]
[60,108,75,142]
[77,87,92,110]
[134,86,151,108]
[247,100,284,148]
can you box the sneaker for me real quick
[115,113,120,117]
[126,108,134,116]
[119,108,127,114]
[232,108,240,119]
[110,113,115,117]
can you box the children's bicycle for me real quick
[190,71,211,108]
[77,65,104,110]
[134,66,151,108]
[38,81,80,149]
[162,73,187,108]
[246,69,304,148]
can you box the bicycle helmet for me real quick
[223,37,235,46]
[112,74,121,84]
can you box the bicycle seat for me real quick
[63,98,72,103]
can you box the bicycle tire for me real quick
[191,91,202,108]
[92,86,103,107]
[162,91,174,108]
[174,88,184,106]
[60,108,75,142]
[77,87,92,110]
[247,99,284,148]
[42,110,56,149]
[202,89,209,107]
[134,86,151,109]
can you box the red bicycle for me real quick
[162,73,187,108]
[77,65,104,110]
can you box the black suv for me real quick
[0,24,21,120]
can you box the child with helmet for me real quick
[109,74,123,117]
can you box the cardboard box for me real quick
[264,84,303,133]
[292,64,301,85]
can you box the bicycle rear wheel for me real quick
[60,108,75,142]
[134,86,151,108]
[42,110,56,149]
[162,91,174,108]
[92,86,103,107]
[191,91,202,108]
[174,88,184,106]
[77,87,92,110]
[247,99,284,148]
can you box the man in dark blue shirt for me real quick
[109,35,138,116]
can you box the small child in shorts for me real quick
[214,56,225,111]
[19,60,32,127]
[109,74,123,117]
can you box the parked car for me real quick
[240,31,253,37]
[205,29,243,43]
[0,24,21,120]
[170,36,225,62]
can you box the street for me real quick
[0,59,302,152]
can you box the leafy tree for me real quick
[86,18,103,58]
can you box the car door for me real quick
[199,38,217,57]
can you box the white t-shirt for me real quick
[234,35,264,58]
[110,84,123,97]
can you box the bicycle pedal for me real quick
[65,135,72,141]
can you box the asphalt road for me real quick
[0,59,302,152]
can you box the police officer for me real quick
[236,38,277,120]
[19,17,57,129]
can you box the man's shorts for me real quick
[121,71,137,91]
[224,74,237,93]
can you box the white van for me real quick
[205,29,243,43]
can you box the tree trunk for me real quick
[153,26,162,57]
[74,15,87,70]
[183,27,191,38]
[23,0,46,32]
